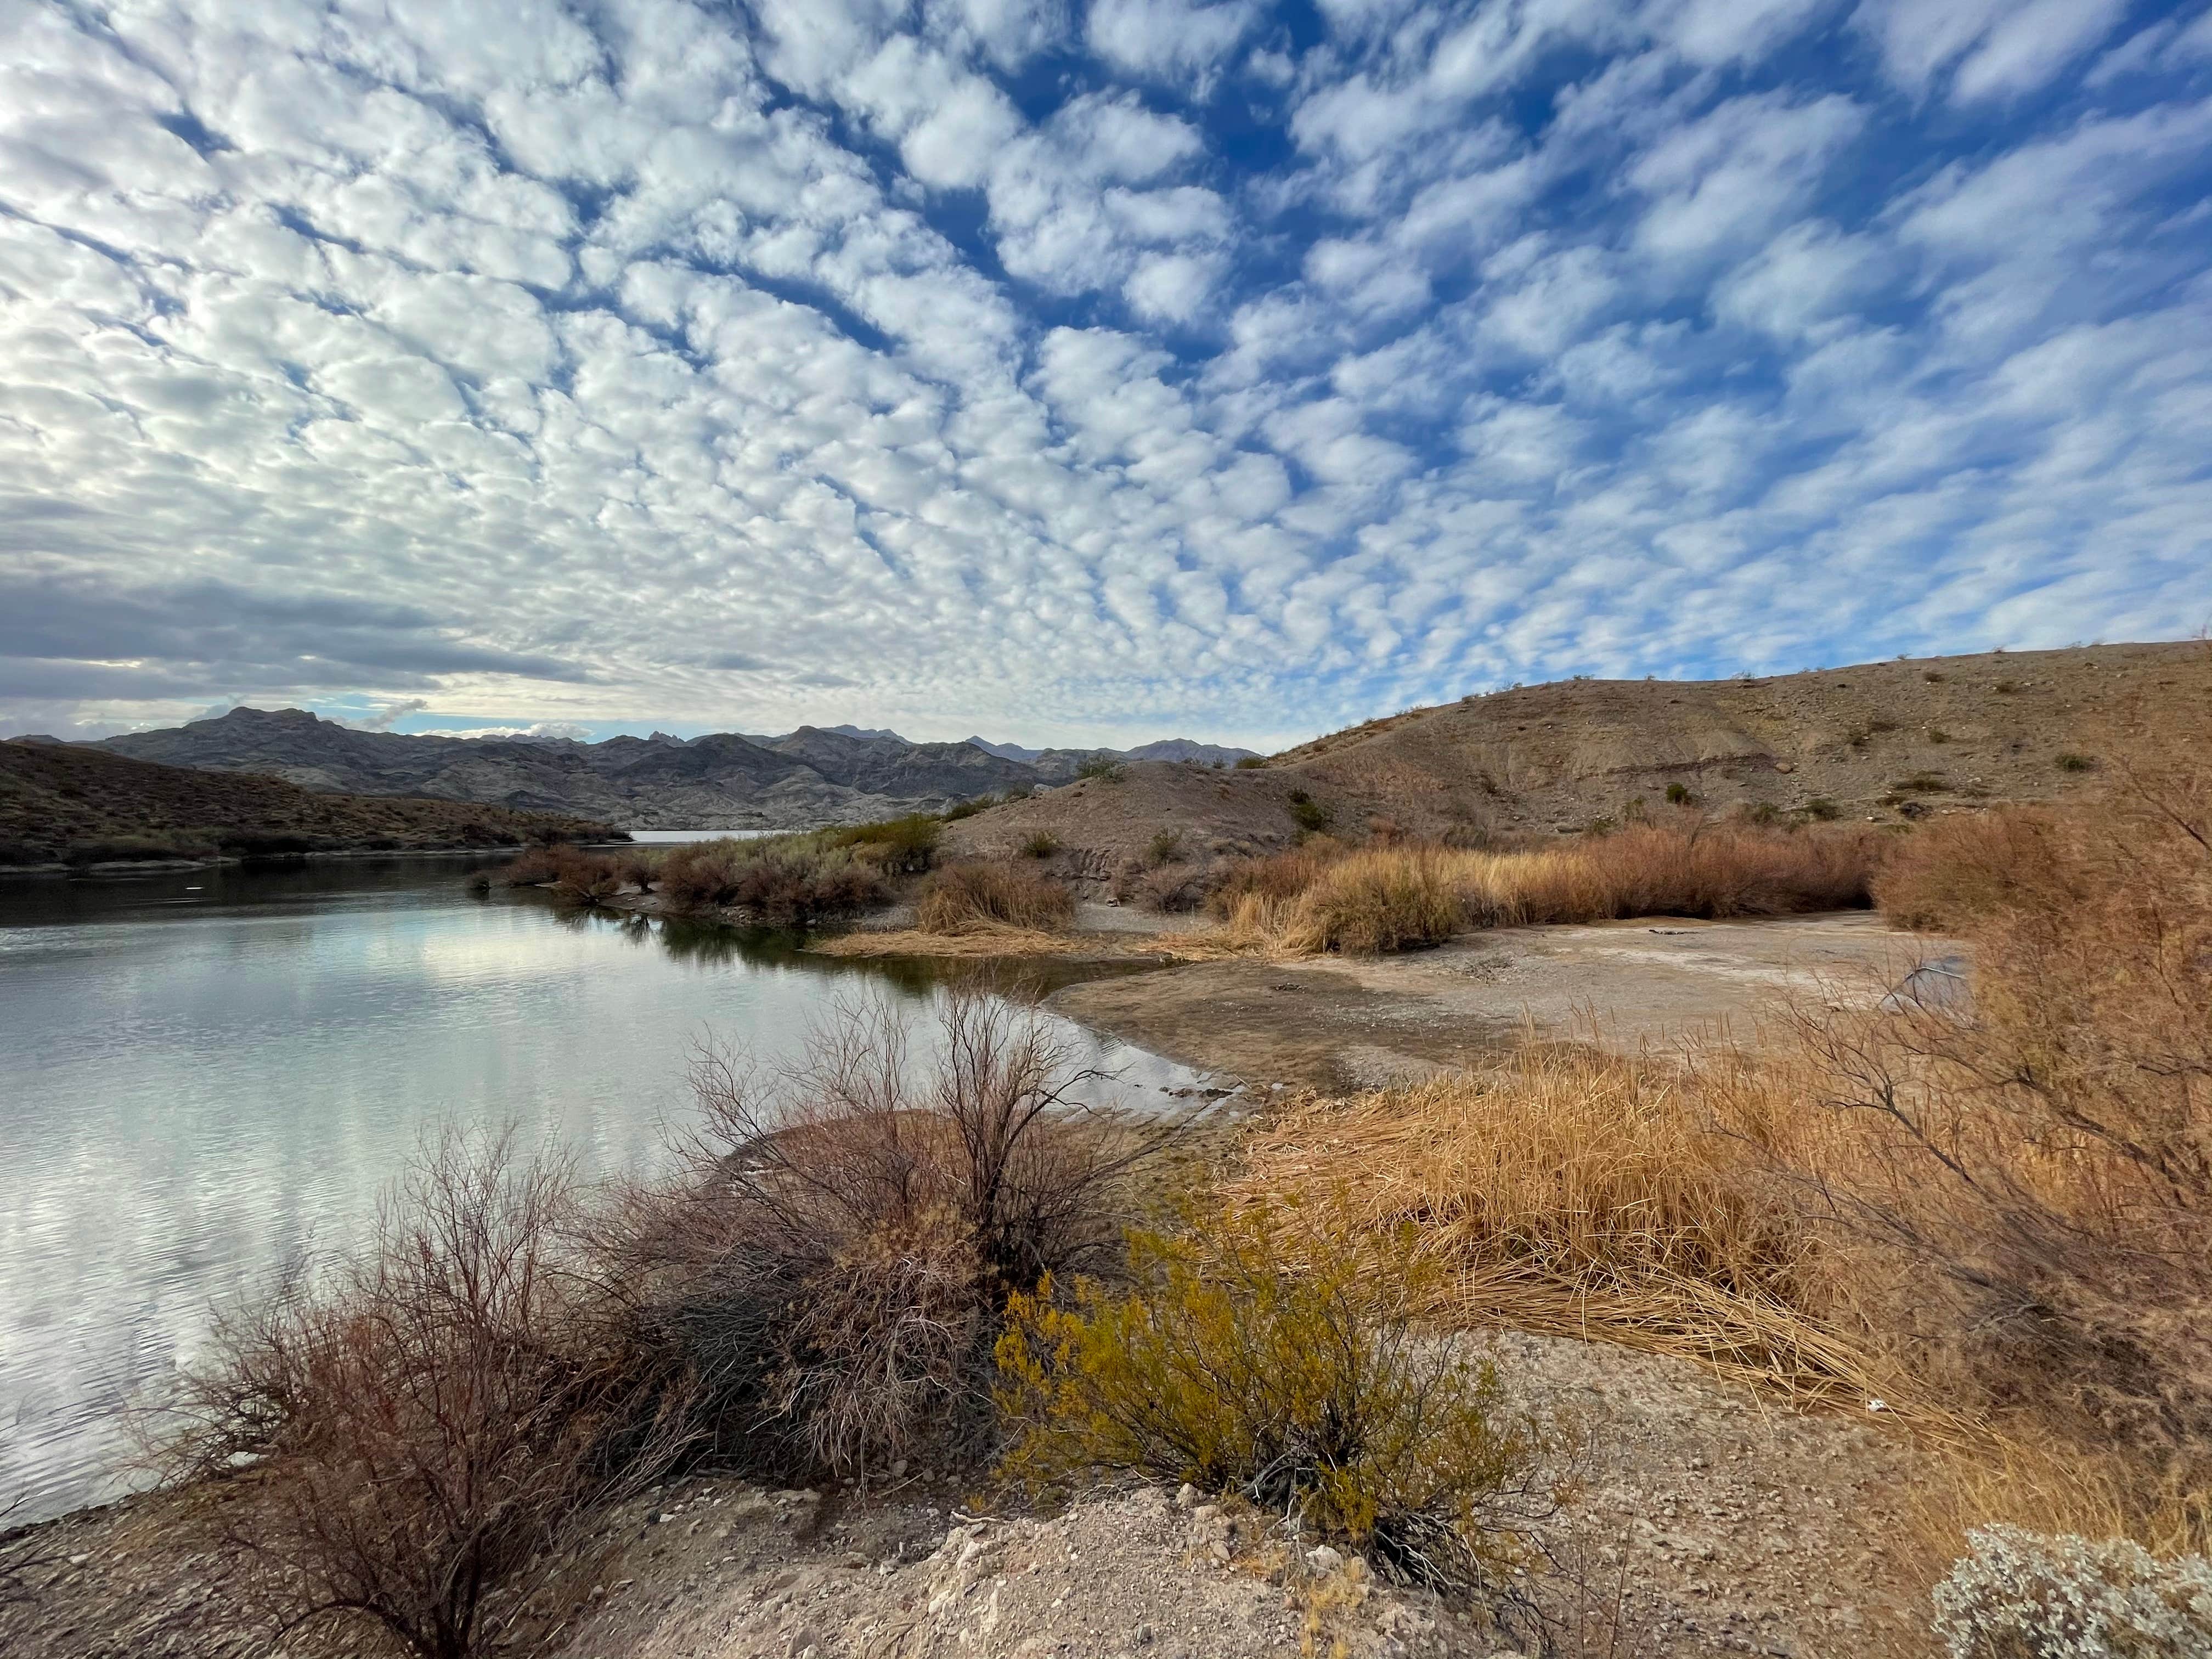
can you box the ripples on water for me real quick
[0,857,1209,1523]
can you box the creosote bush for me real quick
[996,1205,1552,1593]
[916,862,1076,934]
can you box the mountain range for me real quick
[87,708,1256,830]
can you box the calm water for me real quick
[0,858,1207,1522]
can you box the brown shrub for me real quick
[657,838,887,923]
[1798,763,2212,1459]
[599,996,1184,1478]
[1871,806,2074,932]
[916,862,1075,934]
[162,1131,689,1659]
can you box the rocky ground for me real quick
[4,1324,1932,1659]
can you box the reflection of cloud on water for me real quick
[0,866,1217,1523]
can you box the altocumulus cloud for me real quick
[2,0,2209,744]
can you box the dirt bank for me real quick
[1049,911,1946,1091]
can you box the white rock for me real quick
[1175,1483,1200,1509]
[1306,1544,1345,1575]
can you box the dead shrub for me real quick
[996,1205,1553,1594]
[916,862,1075,934]
[161,1130,689,1659]
[1795,763,2212,1459]
[600,996,1186,1479]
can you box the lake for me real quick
[0,856,1211,1523]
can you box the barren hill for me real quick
[943,642,2212,877]
[0,741,619,868]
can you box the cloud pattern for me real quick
[3,0,2209,744]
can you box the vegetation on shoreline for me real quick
[1232,760,2212,1582]
[1206,818,1883,954]
[21,748,2200,1659]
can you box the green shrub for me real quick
[1664,782,1694,806]
[1077,755,1125,782]
[1021,830,1061,859]
[1803,798,1841,821]
[1927,727,1950,744]
[1235,756,1266,770]
[1995,680,2022,695]
[1897,772,1948,793]
[996,1207,1550,1590]
[1146,828,1183,866]
[2056,753,2096,773]
[823,814,940,874]
[1287,789,1333,833]
[945,797,990,822]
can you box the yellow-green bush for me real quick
[995,1207,1550,1590]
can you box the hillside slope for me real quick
[943,642,2212,873]
[0,741,620,867]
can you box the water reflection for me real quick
[0,860,1207,1523]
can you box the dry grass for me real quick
[1211,821,1882,955]
[816,926,1094,958]
[1227,760,2212,1569]
[915,862,1076,934]
[1224,1045,1911,1416]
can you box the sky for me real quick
[3,1,2210,749]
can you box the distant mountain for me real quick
[1,739,618,867]
[1121,740,1256,766]
[87,708,1257,830]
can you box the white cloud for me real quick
[2,0,2208,751]
[1854,0,2130,103]
[1087,0,1257,88]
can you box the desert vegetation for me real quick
[914,861,1075,935]
[1206,819,1882,955]
[1224,760,2212,1626]
[997,1205,1555,1594]
[492,816,943,925]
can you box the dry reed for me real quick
[1213,822,1882,955]
[1224,1042,1915,1415]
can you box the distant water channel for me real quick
[0,854,1210,1523]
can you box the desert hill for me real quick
[942,642,2212,876]
[88,709,1258,831]
[0,740,620,868]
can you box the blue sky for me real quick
[3,0,2209,748]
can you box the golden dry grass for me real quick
[1212,822,1882,955]
[1223,1042,1923,1419]
[916,862,1077,934]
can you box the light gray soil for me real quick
[1051,911,1951,1090]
